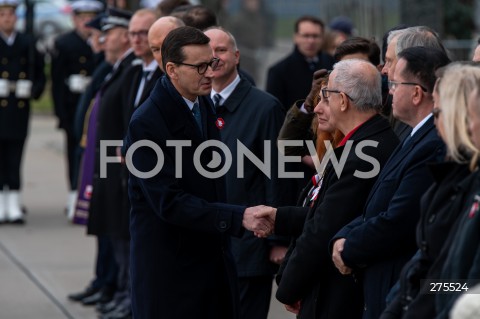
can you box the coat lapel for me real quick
[366,117,435,202]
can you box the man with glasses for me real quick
[254,58,399,319]
[331,46,450,319]
[124,26,273,319]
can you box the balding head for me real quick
[148,16,185,71]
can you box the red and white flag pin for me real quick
[216,118,225,129]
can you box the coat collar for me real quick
[151,76,216,145]
[218,78,252,114]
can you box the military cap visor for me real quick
[71,0,103,14]
[0,0,18,9]
[101,8,132,32]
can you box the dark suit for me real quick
[51,30,96,190]
[0,32,45,189]
[380,162,473,319]
[334,117,445,319]
[125,76,246,319]
[274,114,399,319]
[215,78,292,319]
[120,62,162,129]
[87,51,136,239]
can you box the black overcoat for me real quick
[124,76,246,319]
[274,114,399,319]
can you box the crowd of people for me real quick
[1,0,480,319]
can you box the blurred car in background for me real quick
[15,0,73,40]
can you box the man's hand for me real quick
[304,69,328,113]
[269,246,288,265]
[285,300,301,315]
[253,206,277,237]
[243,205,274,237]
[332,238,352,275]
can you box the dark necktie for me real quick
[134,70,151,107]
[402,134,413,148]
[213,93,222,108]
[192,102,203,135]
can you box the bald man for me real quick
[148,15,185,71]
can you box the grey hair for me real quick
[387,28,407,45]
[395,26,447,56]
[332,59,382,112]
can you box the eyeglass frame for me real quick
[172,58,220,75]
[128,30,149,38]
[388,80,428,92]
[321,88,354,101]
[431,107,442,119]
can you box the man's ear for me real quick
[411,86,424,106]
[166,62,177,80]
[340,93,349,112]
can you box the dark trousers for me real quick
[91,235,118,292]
[64,130,78,190]
[111,237,130,307]
[0,139,25,190]
[238,276,273,319]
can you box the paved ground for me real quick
[0,115,294,319]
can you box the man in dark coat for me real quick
[266,15,334,112]
[93,9,159,319]
[255,59,399,318]
[124,26,271,319]
[83,7,135,310]
[205,27,293,319]
[0,0,46,224]
[50,0,104,219]
[331,47,450,319]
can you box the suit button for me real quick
[1,100,7,107]
[219,221,227,229]
[79,56,86,63]
[1,58,7,64]
[18,101,25,108]
[80,69,87,75]
[19,72,26,79]
[1,71,8,78]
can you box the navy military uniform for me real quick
[50,0,103,218]
[0,0,46,223]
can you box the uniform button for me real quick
[1,58,7,64]
[19,72,26,79]
[18,101,25,108]
[80,69,87,75]
[219,221,227,229]
[1,100,7,107]
[1,71,8,78]
[79,56,86,63]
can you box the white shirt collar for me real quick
[210,74,241,104]
[182,97,199,111]
[1,31,16,46]
[410,113,432,137]
[143,59,158,72]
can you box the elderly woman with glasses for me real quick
[381,62,480,319]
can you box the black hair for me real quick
[397,46,451,93]
[161,25,210,72]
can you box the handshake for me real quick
[242,205,277,238]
